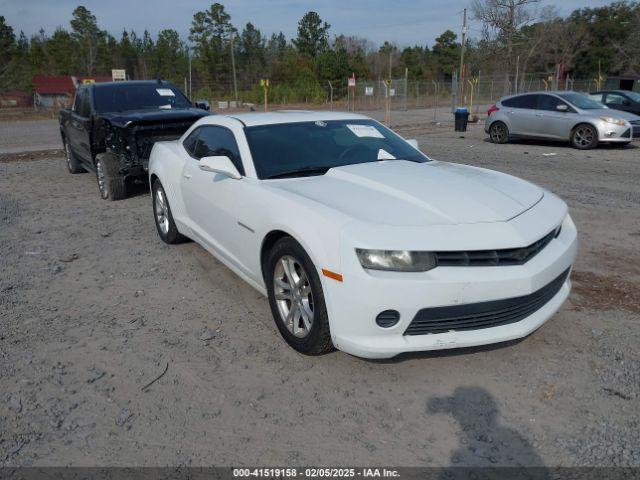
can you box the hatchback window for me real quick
[502,95,539,109]
[192,126,244,175]
[557,92,603,110]
[538,95,571,112]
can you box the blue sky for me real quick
[1,0,614,47]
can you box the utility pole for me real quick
[188,48,192,100]
[458,8,467,105]
[230,35,238,104]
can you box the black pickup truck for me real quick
[59,80,210,200]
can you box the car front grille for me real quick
[403,268,570,336]
[434,229,557,267]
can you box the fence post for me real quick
[432,80,438,122]
[328,81,333,111]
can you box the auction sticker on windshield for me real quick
[156,88,175,96]
[346,124,384,138]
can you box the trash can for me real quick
[454,107,469,132]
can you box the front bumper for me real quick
[596,120,640,142]
[322,213,578,359]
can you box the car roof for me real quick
[91,80,176,89]
[591,90,631,94]
[224,110,370,127]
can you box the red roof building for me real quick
[33,75,112,107]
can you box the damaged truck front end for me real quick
[100,117,200,181]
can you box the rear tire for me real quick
[571,124,598,150]
[63,137,85,174]
[265,237,334,356]
[489,121,509,144]
[95,153,127,200]
[151,179,186,244]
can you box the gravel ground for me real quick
[0,115,638,468]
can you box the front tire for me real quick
[152,179,186,244]
[63,137,85,174]
[489,121,509,144]
[265,237,334,355]
[95,153,127,200]
[571,124,598,150]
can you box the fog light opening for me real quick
[376,310,400,328]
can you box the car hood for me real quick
[269,160,544,227]
[583,108,640,121]
[99,108,210,128]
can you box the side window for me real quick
[605,93,627,105]
[73,88,86,115]
[80,88,92,117]
[588,93,604,103]
[538,95,570,111]
[502,94,538,109]
[183,129,200,156]
[191,126,244,175]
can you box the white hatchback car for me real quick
[149,111,578,359]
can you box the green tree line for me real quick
[0,2,639,103]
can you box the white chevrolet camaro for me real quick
[148,111,578,359]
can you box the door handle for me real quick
[183,173,192,179]
[535,113,544,117]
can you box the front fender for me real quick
[149,141,190,233]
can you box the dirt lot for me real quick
[1,114,639,468]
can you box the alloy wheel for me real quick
[273,255,314,338]
[154,187,170,235]
[96,160,107,197]
[491,124,506,143]
[64,141,72,170]
[574,126,595,148]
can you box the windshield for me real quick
[93,83,192,113]
[558,92,604,110]
[626,91,640,102]
[245,119,429,179]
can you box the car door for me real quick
[69,87,93,164]
[535,94,575,139]
[180,125,250,272]
[604,92,634,113]
[501,94,540,136]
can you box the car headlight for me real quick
[600,116,626,126]
[355,249,436,272]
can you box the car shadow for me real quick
[427,386,551,479]
[481,136,638,150]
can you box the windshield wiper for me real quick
[266,166,331,179]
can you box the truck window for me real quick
[73,88,85,115]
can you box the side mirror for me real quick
[407,138,419,149]
[556,104,569,112]
[623,100,631,106]
[199,155,241,179]
[194,100,210,111]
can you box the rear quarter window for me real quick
[502,95,538,109]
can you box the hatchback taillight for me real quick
[487,104,499,116]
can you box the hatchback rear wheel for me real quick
[489,121,509,144]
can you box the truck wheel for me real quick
[63,138,85,174]
[95,153,127,201]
